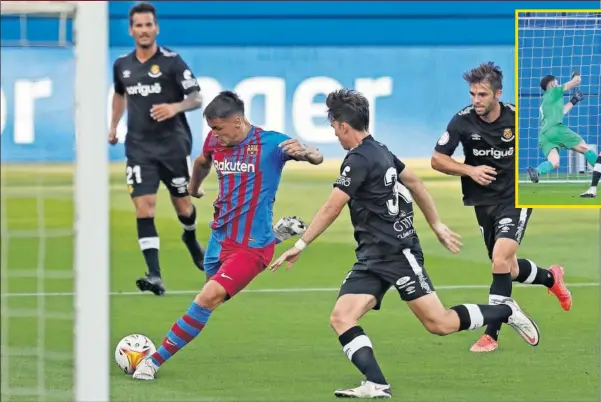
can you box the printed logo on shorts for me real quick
[171,177,188,194]
[396,276,415,291]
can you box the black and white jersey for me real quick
[113,46,201,158]
[333,136,419,261]
[435,102,515,207]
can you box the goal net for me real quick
[517,11,601,183]
[0,2,109,401]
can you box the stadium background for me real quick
[1,2,599,401]
[2,0,582,163]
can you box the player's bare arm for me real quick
[278,139,324,165]
[150,90,202,122]
[188,153,211,198]
[431,151,497,186]
[399,167,462,254]
[109,92,126,144]
[269,187,348,271]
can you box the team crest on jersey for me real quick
[502,128,514,142]
[247,144,258,155]
[438,131,450,146]
[148,64,162,78]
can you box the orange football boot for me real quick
[547,265,572,311]
[470,334,498,353]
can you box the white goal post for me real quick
[0,1,109,401]
[517,11,600,183]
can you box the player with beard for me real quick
[431,62,572,353]
[270,89,541,399]
[526,72,596,185]
[110,3,307,294]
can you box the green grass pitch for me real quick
[1,161,599,401]
[518,178,601,207]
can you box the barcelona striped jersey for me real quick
[202,126,293,248]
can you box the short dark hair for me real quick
[129,2,157,26]
[540,75,556,91]
[463,62,504,92]
[203,91,245,120]
[325,89,369,132]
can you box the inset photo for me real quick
[516,10,600,207]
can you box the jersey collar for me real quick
[132,47,160,65]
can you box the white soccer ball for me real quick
[114,334,156,374]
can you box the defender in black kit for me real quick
[109,2,205,295]
[431,62,571,353]
[270,89,541,399]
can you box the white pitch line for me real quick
[0,282,598,298]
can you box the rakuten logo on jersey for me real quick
[126,83,162,97]
[213,159,256,174]
[473,147,514,159]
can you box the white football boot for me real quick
[580,187,597,198]
[334,380,392,399]
[501,298,540,346]
[132,358,159,380]
[273,216,307,242]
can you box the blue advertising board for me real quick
[1,46,515,162]
[1,1,597,163]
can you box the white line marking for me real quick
[0,282,597,298]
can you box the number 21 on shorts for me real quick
[126,165,142,184]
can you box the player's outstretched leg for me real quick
[134,239,272,380]
[132,280,222,380]
[330,292,392,399]
[273,216,307,244]
[581,154,601,198]
[408,292,540,347]
[515,259,571,311]
[529,149,560,183]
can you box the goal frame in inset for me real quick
[515,9,601,186]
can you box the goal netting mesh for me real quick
[517,11,601,183]
[1,1,109,401]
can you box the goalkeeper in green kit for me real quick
[527,71,598,183]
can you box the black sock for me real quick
[137,217,161,278]
[484,272,512,341]
[338,326,387,386]
[592,156,601,187]
[451,304,513,332]
[178,205,197,239]
[515,258,554,288]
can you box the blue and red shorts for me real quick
[204,231,275,297]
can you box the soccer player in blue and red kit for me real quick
[133,91,324,380]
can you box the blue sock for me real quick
[536,161,555,175]
[584,150,597,166]
[150,302,212,366]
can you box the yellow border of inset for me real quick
[514,9,601,209]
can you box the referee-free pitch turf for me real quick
[1,161,599,402]
[518,181,601,207]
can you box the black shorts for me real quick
[337,246,435,310]
[474,204,533,260]
[125,155,191,198]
